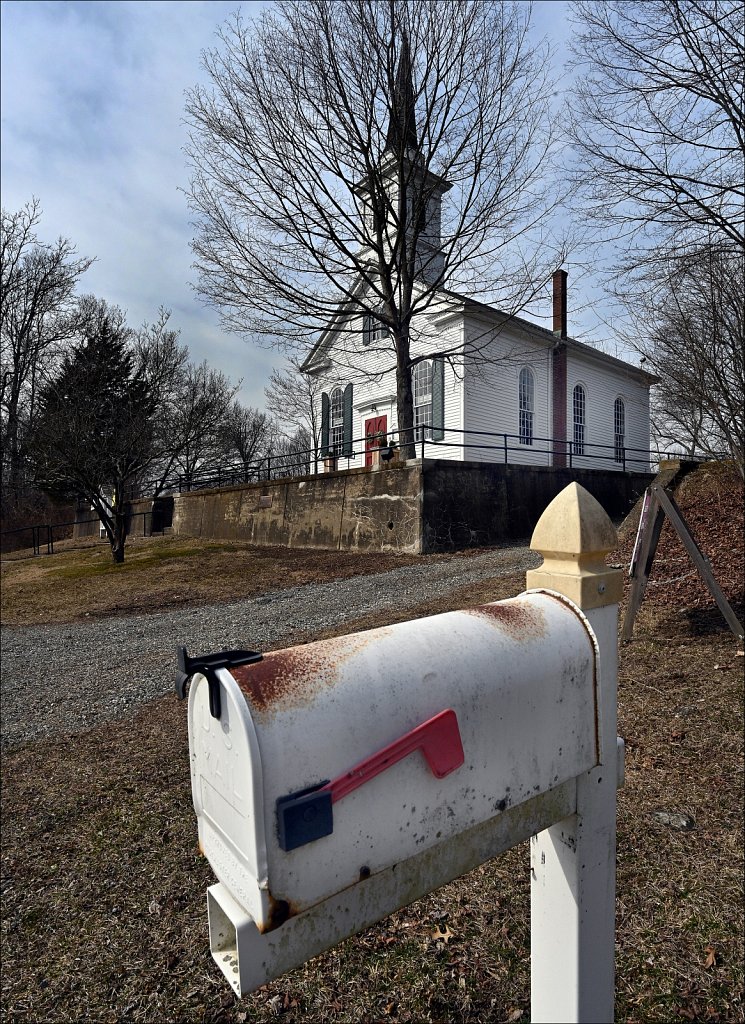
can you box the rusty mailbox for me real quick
[178,590,600,996]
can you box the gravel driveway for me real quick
[1,545,538,750]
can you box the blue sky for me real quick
[1,0,621,410]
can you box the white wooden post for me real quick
[526,483,623,1023]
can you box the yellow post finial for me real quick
[526,483,623,610]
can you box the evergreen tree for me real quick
[32,298,155,562]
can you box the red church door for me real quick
[364,415,388,467]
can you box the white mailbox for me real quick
[179,589,600,996]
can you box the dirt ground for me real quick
[1,462,743,1023]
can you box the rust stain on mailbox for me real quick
[263,893,298,933]
[232,630,390,716]
[465,597,547,640]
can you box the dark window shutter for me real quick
[320,392,330,456]
[342,383,353,456]
[362,314,371,346]
[432,358,445,440]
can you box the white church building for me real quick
[304,271,654,474]
[302,41,654,475]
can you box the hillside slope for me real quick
[613,460,744,633]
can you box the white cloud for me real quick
[1,0,274,408]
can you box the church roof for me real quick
[301,279,656,386]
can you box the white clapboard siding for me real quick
[566,349,651,473]
[307,287,653,474]
[462,318,552,466]
[408,313,464,463]
[313,307,465,469]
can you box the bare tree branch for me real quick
[218,401,273,476]
[1,200,93,501]
[631,247,744,476]
[568,0,744,270]
[264,355,324,460]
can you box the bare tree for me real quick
[269,427,312,478]
[650,387,711,460]
[567,2,743,470]
[264,356,324,465]
[1,200,92,498]
[186,0,563,455]
[219,401,273,477]
[133,307,188,411]
[164,361,239,489]
[635,247,744,476]
[131,313,243,494]
[568,1,744,273]
[131,309,189,495]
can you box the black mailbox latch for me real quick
[175,645,263,720]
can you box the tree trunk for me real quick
[394,328,416,460]
[99,504,128,563]
[5,392,23,492]
[111,509,127,563]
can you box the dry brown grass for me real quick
[0,535,433,627]
[2,464,743,1022]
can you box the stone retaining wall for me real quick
[171,465,423,553]
[73,460,654,553]
[73,496,173,540]
[170,459,653,553]
[422,461,654,550]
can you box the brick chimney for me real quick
[551,269,568,467]
[552,269,568,338]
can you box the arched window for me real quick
[330,387,344,454]
[573,384,586,456]
[413,360,434,439]
[614,397,626,463]
[519,367,534,445]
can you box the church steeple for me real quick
[383,34,418,157]
[354,30,452,283]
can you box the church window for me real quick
[413,360,434,439]
[363,314,389,346]
[614,397,626,462]
[321,384,353,459]
[330,387,344,454]
[519,367,534,445]
[573,384,586,456]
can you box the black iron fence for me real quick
[331,425,657,473]
[146,425,658,495]
[0,510,165,559]
[120,427,725,501]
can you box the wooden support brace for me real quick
[622,484,744,643]
[654,487,743,641]
[622,491,663,642]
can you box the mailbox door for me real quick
[189,669,271,928]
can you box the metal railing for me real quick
[121,426,666,498]
[0,510,165,559]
